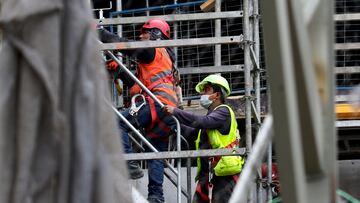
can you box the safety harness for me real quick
[143,75,175,139]
[207,139,240,202]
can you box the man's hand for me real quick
[106,60,119,71]
[162,105,175,115]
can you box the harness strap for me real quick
[233,174,239,183]
[145,96,159,132]
[143,75,175,137]
[210,139,239,168]
[195,182,210,202]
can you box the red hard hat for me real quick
[141,18,170,39]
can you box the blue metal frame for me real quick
[110,1,206,17]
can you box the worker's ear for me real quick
[216,92,222,101]
[211,92,221,101]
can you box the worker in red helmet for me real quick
[141,18,171,39]
[99,19,178,203]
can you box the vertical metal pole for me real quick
[252,0,262,202]
[174,0,178,67]
[146,0,150,16]
[215,0,221,66]
[253,0,260,124]
[267,144,273,201]
[116,0,122,37]
[243,0,254,201]
[267,68,273,201]
[177,119,182,203]
[116,0,124,108]
[169,2,182,202]
[243,0,252,153]
[186,158,192,203]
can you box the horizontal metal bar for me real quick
[336,120,360,128]
[109,0,206,16]
[337,86,354,91]
[98,11,243,26]
[334,13,360,21]
[183,87,267,101]
[335,66,360,74]
[179,65,244,75]
[100,35,243,50]
[335,43,360,50]
[123,148,246,161]
[335,95,350,102]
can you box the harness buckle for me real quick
[129,94,147,116]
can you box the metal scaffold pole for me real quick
[243,0,254,201]
[252,0,264,202]
[243,0,252,156]
[116,0,124,108]
[253,0,260,118]
[215,0,222,66]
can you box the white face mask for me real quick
[200,95,213,109]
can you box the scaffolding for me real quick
[96,0,269,201]
[93,0,359,202]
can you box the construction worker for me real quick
[163,74,245,203]
[99,19,178,203]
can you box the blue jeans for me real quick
[119,102,175,202]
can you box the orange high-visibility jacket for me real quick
[130,47,178,107]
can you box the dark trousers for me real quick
[193,173,239,203]
[119,102,174,202]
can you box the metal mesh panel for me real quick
[335,0,360,88]
[104,0,271,101]
[335,0,360,14]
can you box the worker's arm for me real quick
[98,28,155,64]
[172,106,231,134]
[180,124,199,149]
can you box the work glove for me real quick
[106,60,119,71]
[114,79,123,96]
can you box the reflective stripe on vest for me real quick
[195,104,242,179]
[138,47,177,107]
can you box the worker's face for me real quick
[140,30,151,41]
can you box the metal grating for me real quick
[335,0,360,89]
[94,0,269,102]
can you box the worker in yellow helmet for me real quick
[163,74,244,203]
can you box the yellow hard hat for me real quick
[195,74,231,96]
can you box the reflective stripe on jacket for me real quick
[195,104,244,179]
[135,47,177,107]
